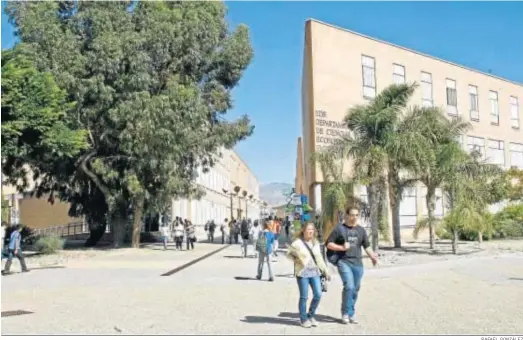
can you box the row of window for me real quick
[171,198,261,225]
[359,186,444,228]
[196,167,230,193]
[465,138,523,168]
[361,55,520,129]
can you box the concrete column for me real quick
[313,183,322,213]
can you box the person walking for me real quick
[284,216,291,241]
[221,218,229,244]
[255,221,275,281]
[250,220,260,258]
[325,206,378,325]
[287,222,330,328]
[272,218,281,257]
[160,219,171,250]
[1,222,6,254]
[208,220,216,243]
[2,225,29,275]
[240,219,250,257]
[173,220,184,250]
[185,220,196,250]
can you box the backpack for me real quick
[240,220,249,237]
[255,231,267,253]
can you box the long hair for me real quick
[293,222,318,242]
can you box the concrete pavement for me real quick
[2,239,523,335]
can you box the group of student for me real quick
[159,217,197,251]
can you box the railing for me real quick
[32,222,87,238]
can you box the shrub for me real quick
[34,235,65,254]
[491,204,523,239]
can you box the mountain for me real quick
[259,182,293,207]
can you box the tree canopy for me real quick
[4,1,254,246]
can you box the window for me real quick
[392,64,405,85]
[421,72,433,107]
[467,136,485,158]
[510,96,520,129]
[420,186,444,217]
[487,139,505,166]
[510,142,523,169]
[468,85,479,121]
[361,55,376,99]
[399,187,417,228]
[446,79,457,116]
[489,91,499,125]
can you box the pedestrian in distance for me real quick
[173,219,184,250]
[2,224,29,275]
[287,222,330,328]
[185,220,196,250]
[160,219,171,250]
[240,219,250,257]
[249,220,260,258]
[255,221,275,281]
[221,218,229,245]
[325,206,378,325]
[208,220,216,243]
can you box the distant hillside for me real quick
[259,182,293,207]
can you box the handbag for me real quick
[326,224,349,265]
[300,239,328,293]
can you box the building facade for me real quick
[171,148,262,225]
[298,19,523,238]
[2,149,261,229]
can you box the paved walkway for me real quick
[2,240,523,335]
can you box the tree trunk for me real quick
[85,220,106,247]
[452,229,458,254]
[111,213,127,248]
[367,183,379,252]
[426,187,436,250]
[391,193,402,248]
[131,196,145,248]
[478,231,483,244]
[387,170,401,248]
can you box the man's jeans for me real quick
[296,276,322,322]
[337,261,364,318]
[257,251,273,280]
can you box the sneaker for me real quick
[349,317,359,324]
[268,277,274,282]
[300,320,312,328]
[256,275,261,280]
[309,317,318,327]
[341,315,350,324]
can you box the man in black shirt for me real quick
[326,206,378,325]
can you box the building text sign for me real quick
[314,109,350,150]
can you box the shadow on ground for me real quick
[379,242,486,257]
[278,312,340,324]
[241,313,340,326]
[30,265,66,271]
[234,276,258,281]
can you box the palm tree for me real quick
[409,106,472,249]
[310,143,369,243]
[343,83,425,249]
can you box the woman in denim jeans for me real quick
[287,223,330,328]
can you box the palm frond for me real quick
[413,215,442,240]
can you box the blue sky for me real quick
[3,1,523,185]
